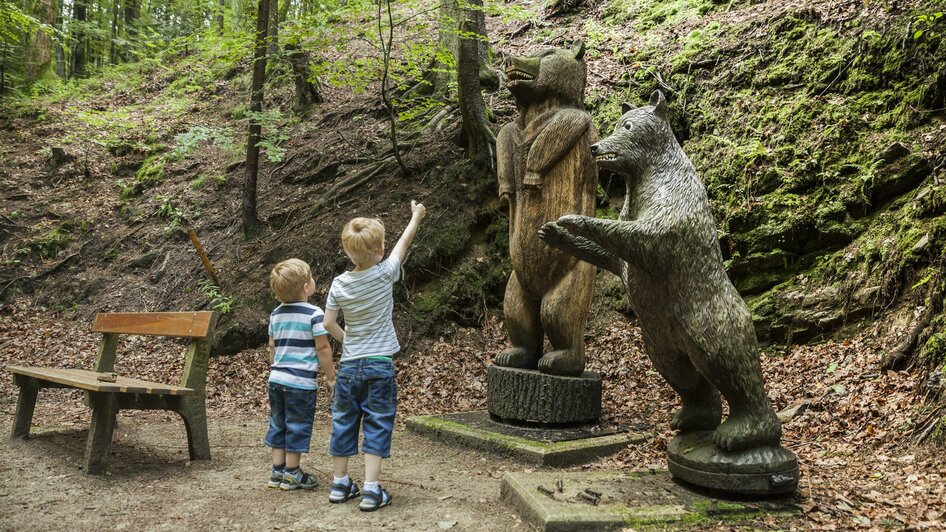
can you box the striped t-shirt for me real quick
[326,256,400,362]
[268,302,328,390]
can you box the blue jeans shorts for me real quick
[265,382,316,454]
[329,358,397,458]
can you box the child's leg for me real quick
[329,369,362,469]
[265,382,288,461]
[286,452,301,469]
[364,454,382,483]
[273,448,286,467]
[360,362,397,488]
[333,456,350,479]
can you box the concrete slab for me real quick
[500,470,799,531]
[407,412,648,466]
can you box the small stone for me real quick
[437,521,457,529]
[777,401,811,423]
[912,233,930,254]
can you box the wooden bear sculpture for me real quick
[495,42,598,377]
[539,91,784,452]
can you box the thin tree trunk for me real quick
[268,0,279,61]
[71,0,88,78]
[243,0,270,236]
[109,1,118,65]
[457,0,495,169]
[55,0,65,77]
[378,0,409,176]
[218,0,225,31]
[123,0,138,61]
[27,0,55,83]
[426,0,459,95]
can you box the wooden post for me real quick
[93,333,119,373]
[187,229,221,286]
[11,375,39,438]
[176,314,217,461]
[85,391,118,474]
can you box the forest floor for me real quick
[1,301,944,530]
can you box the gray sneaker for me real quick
[280,468,318,490]
[267,466,285,489]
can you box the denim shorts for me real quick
[265,382,316,453]
[329,358,397,458]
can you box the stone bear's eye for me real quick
[623,122,632,130]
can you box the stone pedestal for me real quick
[487,366,602,425]
[667,431,799,496]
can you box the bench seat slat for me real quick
[5,366,194,396]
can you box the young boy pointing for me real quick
[323,200,426,511]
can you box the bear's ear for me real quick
[571,40,586,60]
[649,90,668,119]
[621,102,636,114]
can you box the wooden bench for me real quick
[6,311,217,474]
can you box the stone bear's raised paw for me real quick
[495,347,539,369]
[538,349,584,376]
[670,402,722,432]
[712,411,782,451]
[538,222,569,248]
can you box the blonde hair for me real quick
[342,217,385,265]
[269,258,311,303]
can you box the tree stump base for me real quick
[667,431,799,496]
[487,366,601,425]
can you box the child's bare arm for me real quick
[324,308,345,342]
[389,200,427,264]
[315,335,335,392]
[267,337,275,365]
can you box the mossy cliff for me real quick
[581,0,944,344]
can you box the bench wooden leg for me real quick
[11,377,39,439]
[85,392,118,475]
[177,398,210,461]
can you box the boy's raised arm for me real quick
[389,200,426,265]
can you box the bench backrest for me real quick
[91,311,218,393]
[92,312,215,338]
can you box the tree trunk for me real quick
[378,0,409,176]
[27,0,56,84]
[268,0,279,61]
[218,0,225,31]
[286,43,324,110]
[123,0,138,61]
[457,0,495,170]
[109,0,118,65]
[425,0,459,95]
[243,0,270,236]
[71,0,88,78]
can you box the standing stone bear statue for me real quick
[495,42,598,376]
[539,90,782,451]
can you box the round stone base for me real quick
[667,431,799,496]
[487,365,601,425]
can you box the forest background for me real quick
[0,0,945,528]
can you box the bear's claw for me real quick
[538,349,584,376]
[712,411,782,451]
[495,347,539,369]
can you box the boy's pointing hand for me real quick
[411,200,426,220]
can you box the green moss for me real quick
[122,154,167,198]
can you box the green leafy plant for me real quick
[173,125,238,160]
[199,281,235,314]
[913,11,944,40]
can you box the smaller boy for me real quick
[265,258,336,490]
[324,200,426,511]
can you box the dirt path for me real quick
[0,409,528,531]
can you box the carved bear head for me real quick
[504,41,587,108]
[590,90,675,175]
